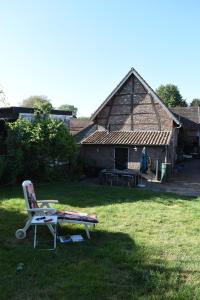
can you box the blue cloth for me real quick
[140,147,149,173]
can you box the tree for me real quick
[34,100,53,117]
[190,98,200,107]
[156,84,187,107]
[21,95,52,108]
[0,87,10,106]
[58,104,78,116]
[4,102,77,183]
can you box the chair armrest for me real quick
[28,208,57,213]
[37,200,59,203]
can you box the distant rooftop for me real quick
[170,107,200,130]
[0,106,73,120]
[70,118,93,136]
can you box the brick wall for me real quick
[95,74,173,132]
[81,145,171,171]
[81,145,114,169]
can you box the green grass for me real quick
[1,181,200,299]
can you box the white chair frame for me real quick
[15,180,96,240]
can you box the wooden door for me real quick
[114,147,128,170]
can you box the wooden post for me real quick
[106,99,114,130]
[149,93,161,131]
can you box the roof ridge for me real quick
[92,130,171,133]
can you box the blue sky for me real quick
[0,0,200,116]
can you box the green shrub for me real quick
[0,156,6,179]
[4,104,77,183]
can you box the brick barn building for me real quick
[80,68,181,173]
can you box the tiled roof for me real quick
[82,130,172,146]
[70,119,93,135]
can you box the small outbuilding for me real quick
[171,107,200,153]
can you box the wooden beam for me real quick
[132,112,156,115]
[99,114,131,117]
[105,99,114,130]
[106,104,131,107]
[115,92,147,96]
[107,102,153,107]
[150,93,161,130]
[133,123,159,126]
[100,112,156,117]
[136,102,159,106]
[115,93,132,96]
[135,93,147,95]
[131,75,134,130]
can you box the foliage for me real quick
[0,156,6,178]
[156,84,188,107]
[21,95,52,108]
[58,104,78,116]
[34,99,53,116]
[190,98,200,106]
[3,104,77,183]
[1,182,200,299]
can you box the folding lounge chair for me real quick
[15,180,98,240]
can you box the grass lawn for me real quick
[1,181,200,299]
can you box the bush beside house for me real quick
[0,103,77,184]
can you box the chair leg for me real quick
[23,218,32,232]
[47,224,57,249]
[84,224,90,239]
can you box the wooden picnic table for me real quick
[100,168,140,187]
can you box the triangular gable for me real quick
[91,67,180,126]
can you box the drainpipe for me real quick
[165,145,168,163]
[113,147,115,170]
[171,128,175,170]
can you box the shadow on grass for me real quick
[0,180,198,209]
[0,206,199,299]
[34,180,198,208]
